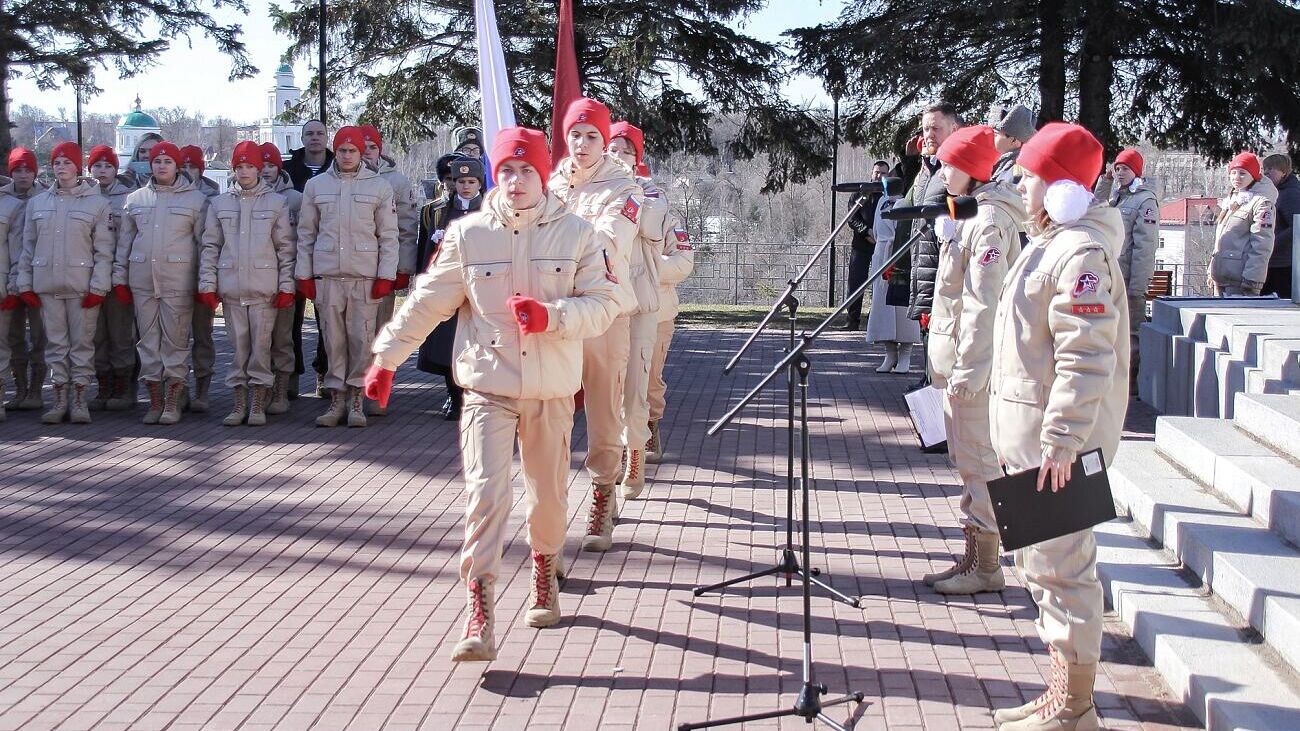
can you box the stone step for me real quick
[1096,518,1300,731]
[1111,442,1300,674]
[1235,392,1300,457]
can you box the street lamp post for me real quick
[828,95,840,307]
[318,0,327,124]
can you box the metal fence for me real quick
[677,240,855,306]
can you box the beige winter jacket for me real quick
[1096,176,1161,294]
[372,189,621,400]
[626,176,669,315]
[928,182,1026,396]
[376,156,419,274]
[1212,176,1278,289]
[198,180,295,304]
[113,175,210,298]
[271,172,303,233]
[548,154,642,314]
[18,179,115,298]
[296,162,400,282]
[1,180,43,294]
[990,204,1130,472]
[98,175,137,240]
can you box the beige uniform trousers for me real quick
[8,303,46,370]
[460,390,575,582]
[1128,293,1145,373]
[942,390,1000,533]
[376,292,396,330]
[316,278,379,391]
[622,311,658,454]
[135,296,194,383]
[1016,529,1104,665]
[93,297,136,372]
[191,306,215,382]
[224,300,276,388]
[582,315,631,485]
[40,296,98,386]
[648,319,675,421]
[270,305,295,375]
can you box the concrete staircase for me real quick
[1101,392,1300,730]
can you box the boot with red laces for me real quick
[619,448,646,500]
[525,551,561,628]
[450,578,497,662]
[582,483,618,552]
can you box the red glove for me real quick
[363,365,395,408]
[882,265,894,282]
[0,295,18,311]
[508,295,549,334]
[112,284,133,305]
[19,291,39,308]
[919,313,930,330]
[395,272,411,290]
[81,292,105,309]
[195,291,221,311]
[370,279,394,299]
[273,291,295,309]
[296,278,316,300]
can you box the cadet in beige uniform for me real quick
[923,125,1025,595]
[17,142,114,424]
[1211,152,1278,297]
[548,98,641,552]
[4,148,48,411]
[180,145,221,411]
[366,128,620,661]
[198,141,296,427]
[0,178,16,419]
[989,123,1128,731]
[1094,148,1159,376]
[87,145,140,411]
[295,126,399,428]
[114,142,210,424]
[646,196,694,463]
[261,143,302,415]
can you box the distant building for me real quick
[115,96,162,161]
[1157,196,1219,296]
[258,64,303,154]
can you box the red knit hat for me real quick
[1017,122,1103,186]
[149,141,182,165]
[333,126,364,152]
[7,147,36,175]
[260,143,283,172]
[359,125,382,153]
[50,142,84,173]
[610,121,645,164]
[1229,151,1261,181]
[562,98,613,145]
[87,145,119,170]
[1114,148,1144,178]
[491,127,551,181]
[936,125,999,183]
[231,141,263,169]
[178,145,205,172]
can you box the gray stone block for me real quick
[1139,321,1176,410]
[1155,417,1273,488]
[1234,393,1300,455]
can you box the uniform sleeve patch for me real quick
[977,247,1002,267]
[644,189,661,199]
[1142,206,1157,224]
[620,196,640,224]
[1072,271,1100,298]
[1071,304,1107,316]
[1260,208,1275,229]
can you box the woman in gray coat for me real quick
[865,191,921,372]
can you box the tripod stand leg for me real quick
[692,564,783,597]
[802,570,862,608]
[676,705,798,730]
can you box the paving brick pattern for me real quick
[0,322,1195,730]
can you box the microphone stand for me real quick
[679,222,932,731]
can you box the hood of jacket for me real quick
[1033,203,1125,257]
[146,174,198,195]
[555,153,635,189]
[484,188,571,229]
[328,160,379,182]
[51,178,102,198]
[228,178,273,199]
[100,174,137,197]
[271,170,296,193]
[973,180,1028,222]
[1249,174,1280,204]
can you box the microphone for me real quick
[881,195,979,221]
[832,177,904,195]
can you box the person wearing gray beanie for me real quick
[988,103,1037,185]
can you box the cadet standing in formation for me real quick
[4,148,47,412]
[86,145,139,411]
[261,143,304,416]
[1095,148,1159,382]
[1211,151,1278,297]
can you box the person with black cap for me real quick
[988,103,1037,186]
[452,127,484,160]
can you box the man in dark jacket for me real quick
[1263,153,1300,299]
[897,103,960,321]
[843,160,891,329]
[284,119,335,398]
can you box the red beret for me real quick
[1230,151,1261,181]
[491,127,551,182]
[7,147,37,175]
[610,121,645,164]
[178,145,205,172]
[231,141,263,169]
[562,98,613,145]
[87,145,119,171]
[1017,122,1104,186]
[149,142,182,166]
[50,142,84,173]
[937,125,999,183]
[360,125,383,153]
[1115,148,1144,178]
[333,126,364,153]
[260,143,283,172]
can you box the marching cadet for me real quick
[114,141,209,424]
[607,121,666,498]
[261,143,303,415]
[1095,148,1159,382]
[989,123,1128,731]
[924,125,1025,595]
[295,126,399,428]
[547,97,641,552]
[3,147,47,411]
[364,126,620,661]
[86,145,139,411]
[415,155,483,420]
[16,142,114,424]
[180,144,221,411]
[645,181,694,464]
[1211,151,1278,297]
[198,141,295,426]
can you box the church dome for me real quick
[119,110,159,129]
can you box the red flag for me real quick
[550,0,582,166]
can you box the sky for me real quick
[7,0,847,122]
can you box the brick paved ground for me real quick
[0,321,1195,730]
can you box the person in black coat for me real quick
[414,156,484,420]
[283,120,335,398]
[843,160,892,329]
[1263,153,1300,299]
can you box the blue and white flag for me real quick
[474,0,516,165]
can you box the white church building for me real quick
[258,64,303,154]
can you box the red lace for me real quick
[626,450,641,480]
[466,579,490,635]
[588,488,610,534]
[531,551,553,606]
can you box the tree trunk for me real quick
[1037,0,1067,125]
[0,44,12,158]
[1077,0,1117,152]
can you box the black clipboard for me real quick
[988,448,1117,551]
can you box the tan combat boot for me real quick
[582,483,618,552]
[246,386,268,427]
[315,389,346,427]
[20,364,46,410]
[265,372,290,415]
[923,525,976,586]
[994,647,1062,724]
[935,529,1006,594]
[346,387,367,428]
[68,383,91,423]
[620,448,646,500]
[40,383,67,424]
[999,653,1098,731]
[450,578,496,662]
[89,371,112,410]
[106,369,136,411]
[6,367,27,410]
[190,375,211,413]
[526,551,562,628]
[223,385,248,426]
[142,381,164,424]
[158,379,186,425]
[645,420,664,463]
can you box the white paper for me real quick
[1082,451,1103,476]
[904,386,947,448]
